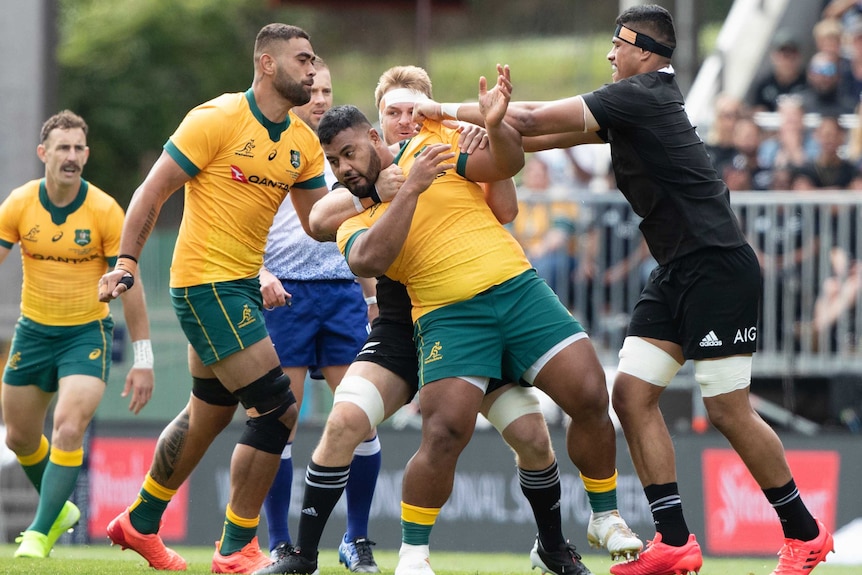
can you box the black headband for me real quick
[614,24,674,58]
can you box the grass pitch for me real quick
[0,544,856,575]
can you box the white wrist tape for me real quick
[441,103,461,120]
[352,194,364,213]
[132,339,154,369]
[364,296,378,305]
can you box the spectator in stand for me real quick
[845,99,862,164]
[838,18,862,103]
[510,154,580,307]
[758,94,819,171]
[728,116,773,190]
[822,0,862,27]
[705,93,744,176]
[796,115,858,188]
[814,17,847,62]
[747,29,808,112]
[799,51,858,116]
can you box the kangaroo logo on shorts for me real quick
[6,351,21,370]
[74,229,91,246]
[290,150,301,169]
[89,349,102,360]
[237,304,256,328]
[424,341,443,364]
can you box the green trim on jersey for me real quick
[0,238,12,249]
[342,228,368,264]
[292,174,327,189]
[244,88,292,142]
[39,179,88,225]
[165,140,200,177]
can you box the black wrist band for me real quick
[117,254,138,263]
[370,186,382,204]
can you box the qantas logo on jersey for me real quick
[30,252,102,264]
[229,165,290,190]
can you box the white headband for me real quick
[379,88,430,112]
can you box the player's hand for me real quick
[401,143,455,196]
[413,100,443,123]
[260,268,290,309]
[453,122,488,154]
[98,269,133,302]
[123,367,154,415]
[375,164,406,202]
[479,64,513,128]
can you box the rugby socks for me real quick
[519,461,565,550]
[296,462,350,559]
[263,443,293,550]
[29,446,83,534]
[401,502,440,546]
[345,435,382,541]
[218,504,258,555]
[17,434,50,492]
[644,482,690,546]
[764,479,819,541]
[581,470,619,513]
[129,473,176,535]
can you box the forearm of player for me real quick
[309,189,377,242]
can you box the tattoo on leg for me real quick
[151,411,189,483]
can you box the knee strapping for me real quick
[485,386,542,432]
[617,336,682,387]
[236,368,296,454]
[694,355,752,398]
[333,375,385,427]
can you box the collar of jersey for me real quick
[245,87,291,142]
[40,178,88,225]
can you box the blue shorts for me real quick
[264,279,368,370]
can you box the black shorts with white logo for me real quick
[354,318,420,396]
[627,244,761,360]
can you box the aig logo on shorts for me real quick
[733,326,757,344]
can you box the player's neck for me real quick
[44,176,81,207]
[252,83,293,125]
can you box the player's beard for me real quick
[347,150,382,199]
[275,69,311,107]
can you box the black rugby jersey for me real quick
[374,275,413,325]
[583,70,747,265]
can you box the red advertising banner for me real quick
[702,449,839,555]
[88,437,189,541]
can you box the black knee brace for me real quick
[192,376,239,406]
[234,368,296,454]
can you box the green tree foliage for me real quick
[57,0,269,208]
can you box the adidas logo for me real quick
[301,507,319,517]
[699,330,723,347]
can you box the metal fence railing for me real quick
[510,191,861,378]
